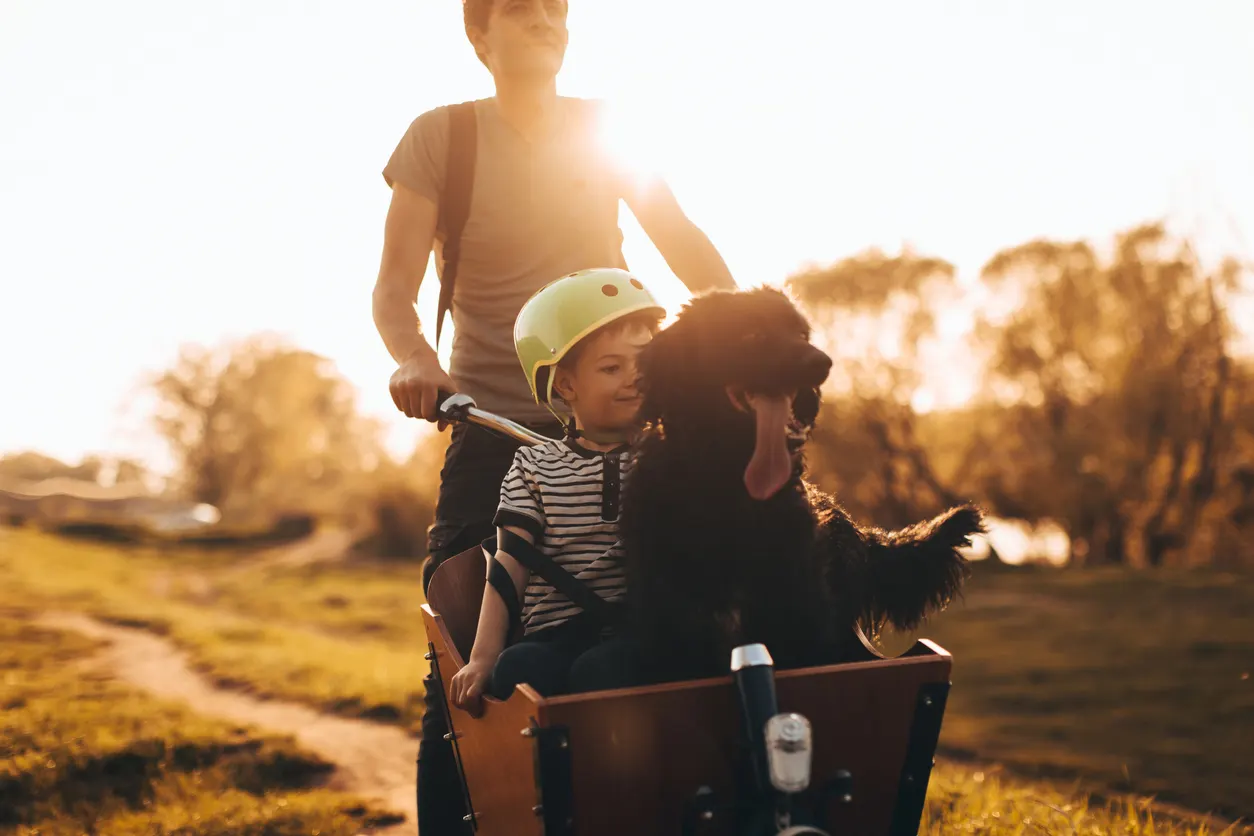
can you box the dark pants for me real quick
[491,613,642,700]
[418,421,561,836]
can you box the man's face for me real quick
[473,0,569,81]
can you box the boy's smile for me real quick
[553,323,653,443]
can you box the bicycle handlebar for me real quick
[435,390,554,447]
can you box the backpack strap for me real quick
[486,530,622,629]
[436,101,478,351]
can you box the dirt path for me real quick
[40,611,417,836]
[242,527,359,573]
[148,527,358,602]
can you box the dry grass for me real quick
[2,527,1251,834]
[922,562,1254,824]
[0,529,428,729]
[0,609,394,835]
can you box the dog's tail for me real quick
[863,505,985,632]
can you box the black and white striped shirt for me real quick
[494,439,633,635]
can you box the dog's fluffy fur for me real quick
[621,287,984,682]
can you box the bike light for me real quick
[765,713,813,793]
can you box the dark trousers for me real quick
[490,613,642,700]
[418,421,561,836]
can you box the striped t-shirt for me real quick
[494,438,633,635]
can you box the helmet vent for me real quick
[601,283,618,297]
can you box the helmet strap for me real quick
[558,412,632,446]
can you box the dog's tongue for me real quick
[744,394,792,500]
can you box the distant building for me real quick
[0,476,219,533]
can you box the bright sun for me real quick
[597,98,666,190]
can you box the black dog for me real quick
[621,287,984,683]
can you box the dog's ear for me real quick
[794,385,822,428]
[636,317,689,427]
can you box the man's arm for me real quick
[373,182,439,363]
[624,180,737,293]
[372,183,455,420]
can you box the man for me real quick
[372,0,736,831]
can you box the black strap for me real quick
[490,530,621,627]
[436,101,478,351]
[486,555,522,629]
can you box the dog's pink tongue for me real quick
[744,394,792,500]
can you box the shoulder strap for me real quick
[436,101,478,351]
[494,529,621,627]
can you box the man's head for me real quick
[551,310,661,436]
[464,0,569,80]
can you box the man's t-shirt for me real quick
[494,439,632,635]
[383,97,630,425]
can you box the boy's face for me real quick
[554,323,653,434]
[472,0,569,81]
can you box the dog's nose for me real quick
[801,348,833,384]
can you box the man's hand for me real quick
[450,658,495,713]
[389,348,456,424]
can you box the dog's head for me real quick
[637,287,832,500]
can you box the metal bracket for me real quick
[530,722,575,836]
[681,785,720,836]
[427,641,478,831]
[889,681,950,836]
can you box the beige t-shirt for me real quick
[383,97,630,424]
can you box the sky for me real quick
[2,0,1253,472]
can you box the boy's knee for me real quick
[490,642,569,698]
[568,639,642,694]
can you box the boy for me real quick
[449,268,660,710]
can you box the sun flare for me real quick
[597,98,666,190]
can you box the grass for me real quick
[0,528,429,729]
[921,764,1240,835]
[0,608,396,835]
[2,527,1252,833]
[921,562,1254,824]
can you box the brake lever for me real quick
[434,389,552,447]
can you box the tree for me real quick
[787,249,972,527]
[970,223,1249,567]
[150,335,383,524]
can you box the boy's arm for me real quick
[449,526,532,711]
[466,527,532,667]
[623,179,737,294]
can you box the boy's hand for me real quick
[450,659,494,714]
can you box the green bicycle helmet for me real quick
[515,268,665,410]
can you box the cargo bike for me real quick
[422,393,954,836]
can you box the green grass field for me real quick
[1,527,1250,834]
[922,562,1254,823]
[0,609,394,835]
[0,529,430,729]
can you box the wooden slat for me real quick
[425,545,488,663]
[536,648,951,835]
[422,604,545,836]
[424,552,954,836]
